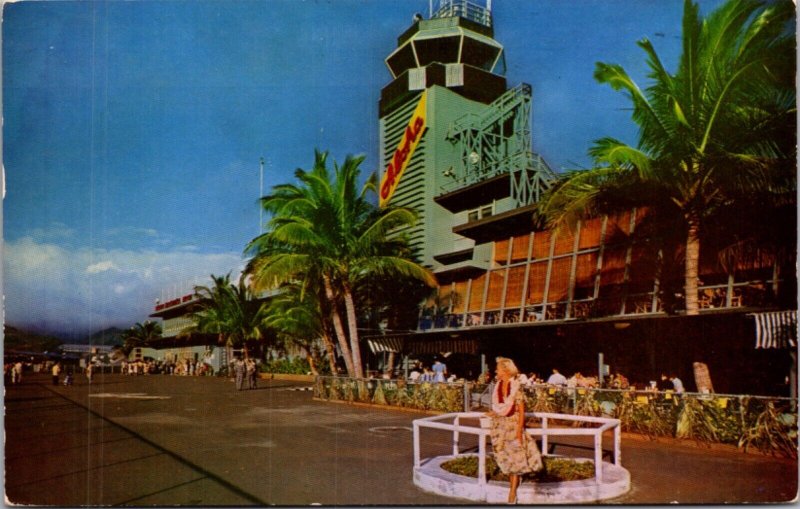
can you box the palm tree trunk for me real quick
[323,275,355,377]
[342,283,364,379]
[321,329,338,375]
[684,214,701,316]
[306,352,319,376]
[386,351,396,377]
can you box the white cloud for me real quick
[28,222,76,242]
[3,237,244,335]
[86,260,118,274]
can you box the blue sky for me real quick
[3,0,724,337]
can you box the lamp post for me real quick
[259,156,265,235]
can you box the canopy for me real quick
[753,310,797,349]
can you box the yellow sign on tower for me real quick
[379,91,427,207]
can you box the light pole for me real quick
[259,156,265,235]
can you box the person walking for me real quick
[670,374,685,394]
[51,362,61,386]
[486,357,543,504]
[86,363,94,385]
[234,358,245,391]
[432,358,447,383]
[246,358,257,389]
[13,361,23,384]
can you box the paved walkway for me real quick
[5,373,797,505]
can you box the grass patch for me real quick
[441,455,595,483]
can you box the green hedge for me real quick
[314,377,797,458]
[522,385,797,458]
[262,357,311,375]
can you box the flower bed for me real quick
[441,455,595,483]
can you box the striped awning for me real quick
[367,337,405,354]
[754,310,797,349]
[405,338,479,355]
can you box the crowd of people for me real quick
[232,357,259,390]
[406,357,457,383]
[120,358,214,376]
[476,367,685,393]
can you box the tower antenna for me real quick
[259,156,265,235]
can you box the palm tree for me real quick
[246,150,436,378]
[541,0,795,315]
[185,273,236,347]
[264,283,334,376]
[185,273,271,358]
[121,321,162,355]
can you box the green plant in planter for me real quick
[574,391,601,423]
[382,383,399,406]
[411,383,432,410]
[357,381,370,402]
[615,393,670,439]
[391,384,410,407]
[427,386,462,412]
[526,387,557,414]
[327,379,341,401]
[676,397,719,443]
[343,381,356,402]
[372,381,387,405]
[739,401,797,458]
[441,455,595,483]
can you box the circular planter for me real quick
[413,454,630,504]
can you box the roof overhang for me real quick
[452,203,537,243]
[434,173,509,213]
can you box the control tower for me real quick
[378,0,555,282]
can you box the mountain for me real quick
[4,325,63,353]
[82,327,125,347]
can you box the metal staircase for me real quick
[443,83,556,206]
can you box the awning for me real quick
[753,310,797,349]
[366,335,480,355]
[367,337,405,354]
[404,337,479,355]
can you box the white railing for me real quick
[413,411,621,485]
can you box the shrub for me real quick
[263,357,310,374]
[441,455,594,483]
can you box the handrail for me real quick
[413,411,621,485]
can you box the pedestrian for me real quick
[670,374,685,394]
[432,357,447,383]
[234,357,245,391]
[485,357,543,504]
[14,361,23,384]
[546,368,567,386]
[246,358,257,389]
[86,363,93,384]
[51,362,61,386]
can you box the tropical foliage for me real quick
[540,0,796,314]
[121,321,162,355]
[263,283,333,375]
[315,377,797,457]
[246,150,435,378]
[315,376,465,412]
[184,273,271,356]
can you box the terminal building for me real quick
[143,0,795,395]
[366,0,796,395]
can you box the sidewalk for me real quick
[5,373,797,505]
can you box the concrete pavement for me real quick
[5,373,797,505]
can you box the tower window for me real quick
[467,204,494,222]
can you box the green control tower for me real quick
[378,0,555,283]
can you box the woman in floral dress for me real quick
[486,357,543,503]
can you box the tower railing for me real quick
[442,83,556,205]
[433,0,492,27]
